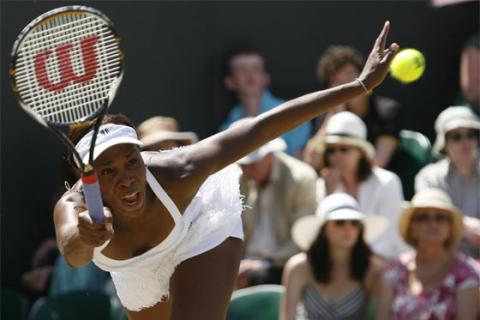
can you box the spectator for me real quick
[315,111,409,259]
[315,45,403,167]
[376,188,480,320]
[457,34,479,115]
[281,193,388,320]
[415,106,480,259]
[237,137,317,287]
[219,47,311,157]
[137,116,198,151]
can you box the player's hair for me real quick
[66,113,135,172]
[317,45,364,87]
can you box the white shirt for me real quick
[317,167,410,259]
[245,160,282,259]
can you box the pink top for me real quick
[383,252,480,320]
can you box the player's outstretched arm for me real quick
[181,21,398,178]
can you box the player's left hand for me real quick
[359,21,399,91]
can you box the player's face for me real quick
[94,144,147,217]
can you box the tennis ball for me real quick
[390,48,425,83]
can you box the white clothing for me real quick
[317,167,410,259]
[92,165,243,311]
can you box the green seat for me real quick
[32,290,124,320]
[387,130,432,200]
[1,288,29,320]
[227,284,284,320]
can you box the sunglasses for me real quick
[326,146,352,155]
[446,131,478,142]
[333,219,361,227]
[412,212,451,223]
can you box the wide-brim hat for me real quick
[138,116,198,148]
[292,193,388,251]
[433,106,480,156]
[237,138,287,165]
[318,112,375,158]
[398,188,464,249]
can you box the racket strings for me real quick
[14,12,122,124]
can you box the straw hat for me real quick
[432,106,480,155]
[292,193,388,250]
[137,116,198,148]
[318,112,375,158]
[398,188,464,249]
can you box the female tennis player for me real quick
[54,22,398,320]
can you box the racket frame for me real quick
[10,5,125,222]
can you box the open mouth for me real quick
[122,192,141,208]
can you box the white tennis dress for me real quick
[92,164,244,311]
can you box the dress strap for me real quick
[146,169,183,225]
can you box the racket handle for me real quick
[82,170,105,223]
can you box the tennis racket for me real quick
[10,6,124,223]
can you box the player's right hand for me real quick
[77,206,114,247]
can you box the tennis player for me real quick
[54,22,398,320]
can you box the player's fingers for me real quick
[374,21,389,51]
[381,43,400,64]
[380,21,390,51]
[78,211,105,230]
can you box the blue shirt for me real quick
[219,90,312,155]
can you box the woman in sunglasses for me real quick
[415,106,480,259]
[281,193,388,320]
[375,188,480,320]
[313,111,408,260]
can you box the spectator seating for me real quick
[227,284,284,320]
[387,129,432,200]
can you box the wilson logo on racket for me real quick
[34,35,99,92]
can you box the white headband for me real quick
[75,123,143,166]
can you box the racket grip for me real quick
[82,171,105,223]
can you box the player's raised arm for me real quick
[180,21,399,177]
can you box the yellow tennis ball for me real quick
[390,48,425,83]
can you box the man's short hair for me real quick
[223,46,267,76]
[316,45,364,87]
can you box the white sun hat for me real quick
[319,111,375,158]
[292,193,388,250]
[433,106,480,155]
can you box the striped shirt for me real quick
[296,285,366,320]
